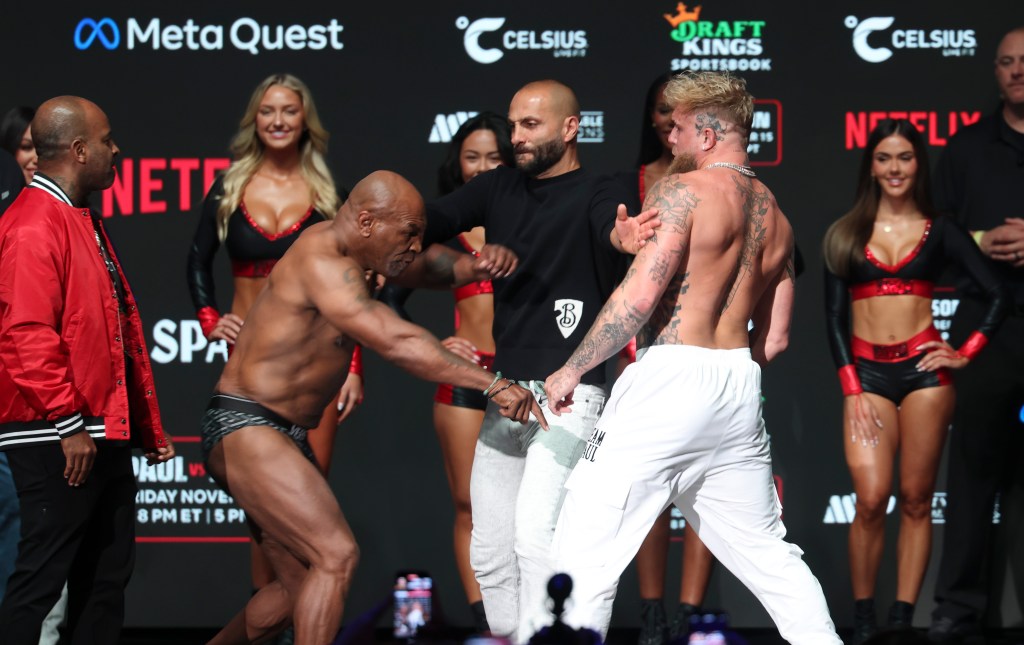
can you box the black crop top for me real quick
[825,214,1008,371]
[186,175,326,314]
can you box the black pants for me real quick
[0,443,136,645]
[932,300,1024,626]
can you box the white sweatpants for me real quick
[551,346,841,645]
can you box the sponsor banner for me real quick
[456,16,587,64]
[133,439,248,542]
[101,157,229,217]
[428,112,480,143]
[75,17,345,55]
[578,111,605,143]
[845,15,977,64]
[844,111,982,150]
[822,491,1001,525]
[749,99,782,166]
[662,2,772,73]
[151,319,229,365]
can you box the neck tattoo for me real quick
[703,162,756,177]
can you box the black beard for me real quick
[516,137,567,177]
[667,153,697,175]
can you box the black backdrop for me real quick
[1,0,1021,631]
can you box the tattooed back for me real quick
[636,168,794,352]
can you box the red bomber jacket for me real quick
[0,176,167,451]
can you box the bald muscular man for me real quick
[544,71,841,644]
[201,171,545,645]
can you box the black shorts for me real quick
[200,394,316,465]
[855,356,951,405]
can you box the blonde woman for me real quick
[186,73,361,592]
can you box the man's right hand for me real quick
[61,431,97,487]
[491,381,549,429]
[207,312,244,344]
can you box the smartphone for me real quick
[688,612,728,644]
[393,570,433,640]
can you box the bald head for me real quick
[346,170,424,219]
[32,96,102,163]
[512,80,580,120]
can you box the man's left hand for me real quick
[983,218,1024,268]
[144,436,176,466]
[544,367,580,416]
[473,244,518,279]
[613,204,661,254]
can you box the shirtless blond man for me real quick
[543,72,841,644]
[200,171,545,645]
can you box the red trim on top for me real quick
[456,233,478,255]
[239,202,315,242]
[638,164,647,201]
[453,233,494,302]
[849,278,934,301]
[864,220,932,273]
[231,258,278,278]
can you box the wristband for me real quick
[197,307,220,339]
[482,371,503,396]
[838,365,863,396]
[349,345,363,375]
[487,380,514,399]
[971,230,985,247]
[957,331,987,361]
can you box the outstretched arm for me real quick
[306,256,545,427]
[388,243,517,289]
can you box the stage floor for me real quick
[118,626,1024,644]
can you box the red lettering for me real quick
[845,112,867,150]
[139,159,167,213]
[204,158,230,194]
[908,111,928,133]
[868,111,888,135]
[102,159,134,217]
[928,112,947,146]
[888,111,908,121]
[170,158,200,212]
[188,462,206,477]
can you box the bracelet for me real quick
[487,380,515,399]
[482,371,503,396]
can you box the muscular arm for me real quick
[562,176,697,377]
[749,256,795,366]
[307,259,495,391]
[388,243,515,290]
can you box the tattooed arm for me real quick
[749,253,795,367]
[545,176,698,413]
[389,243,518,289]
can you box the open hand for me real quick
[613,204,661,254]
[844,394,883,448]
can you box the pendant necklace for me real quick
[703,162,756,177]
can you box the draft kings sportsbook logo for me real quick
[663,2,772,72]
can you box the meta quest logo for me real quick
[663,3,772,72]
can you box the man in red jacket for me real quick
[0,96,174,644]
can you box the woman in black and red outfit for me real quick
[186,73,362,595]
[823,119,1007,644]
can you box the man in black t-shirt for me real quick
[425,80,658,643]
[929,26,1024,644]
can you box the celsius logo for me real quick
[455,16,587,65]
[428,111,479,143]
[663,2,771,72]
[75,18,120,50]
[845,16,977,63]
[73,17,344,55]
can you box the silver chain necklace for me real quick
[703,162,756,177]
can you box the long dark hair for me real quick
[823,119,938,279]
[0,106,35,156]
[636,72,675,168]
[437,111,513,196]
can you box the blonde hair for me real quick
[217,73,340,240]
[663,71,754,139]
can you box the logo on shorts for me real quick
[554,299,583,338]
[582,428,605,463]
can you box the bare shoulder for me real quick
[643,171,705,234]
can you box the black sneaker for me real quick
[638,599,668,645]
[927,616,982,643]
